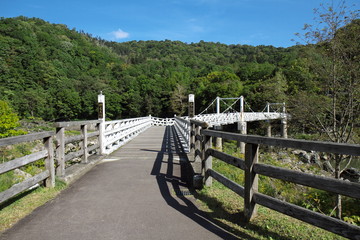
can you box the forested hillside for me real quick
[0,16,359,143]
[0,16,311,120]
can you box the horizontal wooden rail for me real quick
[87,131,100,138]
[190,119,209,128]
[254,163,360,199]
[187,125,360,239]
[65,134,84,144]
[55,120,102,176]
[88,144,99,153]
[65,149,85,162]
[208,169,244,197]
[254,192,360,238]
[54,120,101,128]
[0,170,49,204]
[0,150,48,175]
[0,131,54,147]
[202,129,360,156]
[208,148,245,170]
[0,132,55,205]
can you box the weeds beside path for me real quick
[0,180,67,233]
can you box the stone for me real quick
[340,168,360,183]
[322,161,335,173]
[14,168,32,180]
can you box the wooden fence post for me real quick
[204,134,212,187]
[81,124,88,163]
[56,127,65,177]
[44,136,55,187]
[244,143,259,222]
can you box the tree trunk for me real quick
[334,156,342,219]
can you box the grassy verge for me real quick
[0,179,67,233]
[195,180,345,240]
[192,141,349,239]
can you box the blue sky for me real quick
[2,0,359,47]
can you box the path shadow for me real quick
[150,126,295,240]
[150,126,254,240]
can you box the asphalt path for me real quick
[0,126,239,240]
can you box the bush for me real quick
[0,100,27,138]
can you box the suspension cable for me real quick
[198,98,217,115]
[221,98,240,113]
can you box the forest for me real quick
[0,15,359,142]
[0,6,360,228]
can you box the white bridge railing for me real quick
[193,112,286,126]
[103,116,175,154]
[174,117,190,153]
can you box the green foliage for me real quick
[0,100,27,138]
[0,16,314,121]
[217,140,360,225]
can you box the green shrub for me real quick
[0,100,27,138]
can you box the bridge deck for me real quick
[1,126,237,240]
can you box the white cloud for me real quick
[111,29,130,39]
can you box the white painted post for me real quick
[215,96,222,151]
[98,92,106,154]
[188,94,195,118]
[81,124,88,163]
[238,96,246,153]
[266,102,271,137]
[240,96,244,113]
[281,102,288,139]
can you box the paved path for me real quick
[1,126,238,240]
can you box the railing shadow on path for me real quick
[146,126,250,240]
[145,126,295,240]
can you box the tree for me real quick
[0,100,26,138]
[170,84,187,116]
[294,0,360,219]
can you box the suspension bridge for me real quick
[1,94,359,240]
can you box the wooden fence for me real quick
[0,132,55,204]
[188,119,360,240]
[0,116,179,206]
[55,120,102,177]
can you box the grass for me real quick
[192,141,350,239]
[0,179,67,233]
[195,181,345,240]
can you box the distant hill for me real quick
[0,16,318,121]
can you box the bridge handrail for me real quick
[103,116,175,154]
[151,117,174,126]
[0,132,55,204]
[174,117,190,152]
[103,116,152,154]
[193,126,360,239]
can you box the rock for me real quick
[310,151,322,168]
[66,143,77,152]
[340,168,360,183]
[299,151,311,163]
[322,161,335,173]
[281,157,292,164]
[14,168,32,180]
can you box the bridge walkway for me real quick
[1,126,238,240]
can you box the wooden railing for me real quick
[0,115,179,206]
[0,132,55,204]
[185,119,360,239]
[55,120,102,177]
